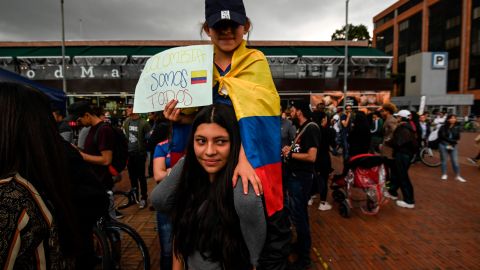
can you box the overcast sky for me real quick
[0,0,398,42]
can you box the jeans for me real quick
[156,211,173,270]
[285,170,314,263]
[389,152,415,204]
[439,143,460,175]
[127,152,148,200]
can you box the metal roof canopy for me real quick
[0,45,390,58]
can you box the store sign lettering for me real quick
[21,65,138,80]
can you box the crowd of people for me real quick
[1,0,477,269]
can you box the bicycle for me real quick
[92,215,151,270]
[413,141,441,167]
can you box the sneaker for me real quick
[467,157,478,165]
[456,176,467,182]
[139,200,147,209]
[318,201,332,211]
[307,198,314,206]
[115,210,124,219]
[383,191,398,200]
[441,174,448,180]
[396,200,415,209]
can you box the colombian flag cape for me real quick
[214,40,282,217]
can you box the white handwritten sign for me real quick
[133,45,213,113]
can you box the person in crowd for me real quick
[282,107,297,197]
[152,127,174,270]
[434,110,447,126]
[52,108,74,143]
[438,114,467,182]
[385,110,418,209]
[282,108,297,147]
[123,101,151,209]
[67,101,115,190]
[467,134,480,166]
[330,107,342,156]
[66,101,125,219]
[0,82,78,269]
[282,100,320,269]
[147,112,170,178]
[348,111,371,157]
[379,102,398,196]
[315,101,325,113]
[162,0,291,268]
[153,104,266,270]
[312,112,334,211]
[340,105,353,160]
[369,111,384,153]
[418,113,431,143]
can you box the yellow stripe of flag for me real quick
[191,70,207,78]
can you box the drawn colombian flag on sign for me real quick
[191,70,207,84]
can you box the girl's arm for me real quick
[153,157,169,183]
[233,144,263,196]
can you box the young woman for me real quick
[0,83,78,269]
[154,104,265,269]
[161,0,290,268]
[438,114,467,182]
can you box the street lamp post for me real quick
[61,0,67,94]
[343,0,349,109]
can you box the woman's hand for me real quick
[233,146,263,196]
[163,99,182,122]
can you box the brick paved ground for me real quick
[114,132,480,270]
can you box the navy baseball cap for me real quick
[205,0,247,28]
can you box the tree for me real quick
[331,24,371,41]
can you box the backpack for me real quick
[94,122,129,176]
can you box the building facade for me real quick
[373,0,479,114]
[0,40,392,114]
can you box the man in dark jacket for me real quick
[123,102,151,209]
[386,110,418,209]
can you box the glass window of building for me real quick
[375,27,394,56]
[470,0,480,90]
[429,0,462,92]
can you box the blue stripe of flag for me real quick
[191,77,207,84]
[239,116,281,168]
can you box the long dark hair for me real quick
[171,104,250,269]
[0,82,77,255]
